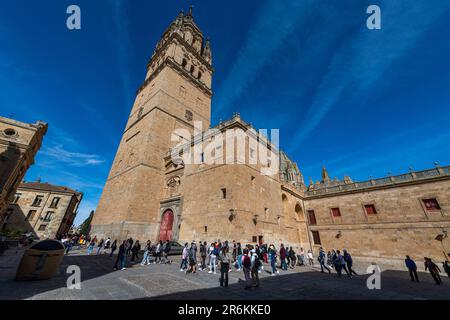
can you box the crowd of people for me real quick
[60,234,450,288]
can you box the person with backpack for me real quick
[104,237,111,250]
[209,242,219,274]
[318,247,331,273]
[241,248,252,289]
[218,246,232,287]
[250,249,261,287]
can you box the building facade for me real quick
[304,166,450,265]
[91,9,449,264]
[0,116,47,222]
[3,181,83,239]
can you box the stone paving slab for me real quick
[0,248,449,300]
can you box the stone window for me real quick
[422,198,441,211]
[197,71,202,80]
[185,110,193,121]
[3,128,17,137]
[49,197,60,209]
[182,58,187,69]
[43,211,54,222]
[32,195,44,207]
[13,193,21,204]
[25,210,37,221]
[312,231,321,245]
[331,207,341,217]
[252,236,257,243]
[190,65,195,74]
[38,224,47,231]
[221,188,227,199]
[251,176,255,185]
[204,226,208,233]
[364,204,377,215]
[307,210,317,225]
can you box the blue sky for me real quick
[1,0,450,225]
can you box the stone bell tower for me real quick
[91,7,213,240]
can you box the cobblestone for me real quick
[0,248,449,300]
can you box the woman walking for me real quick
[218,246,232,287]
[180,243,189,271]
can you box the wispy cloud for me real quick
[215,0,316,114]
[289,1,450,151]
[111,0,135,109]
[40,144,105,167]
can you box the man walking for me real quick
[280,244,288,271]
[336,250,351,278]
[180,243,189,271]
[343,249,358,276]
[200,241,207,271]
[405,255,419,282]
[318,247,331,273]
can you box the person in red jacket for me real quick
[280,244,287,270]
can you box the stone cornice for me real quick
[304,168,450,200]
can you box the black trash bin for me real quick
[15,239,65,281]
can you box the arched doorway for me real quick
[159,209,174,241]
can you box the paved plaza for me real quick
[0,247,449,300]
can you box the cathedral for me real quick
[91,9,450,265]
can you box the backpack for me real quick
[213,246,219,256]
[254,255,262,269]
[243,255,251,268]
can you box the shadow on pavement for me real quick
[0,252,120,300]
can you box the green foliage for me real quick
[79,210,94,235]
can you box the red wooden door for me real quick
[159,209,174,241]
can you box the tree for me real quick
[79,210,94,236]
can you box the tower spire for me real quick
[321,166,331,183]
